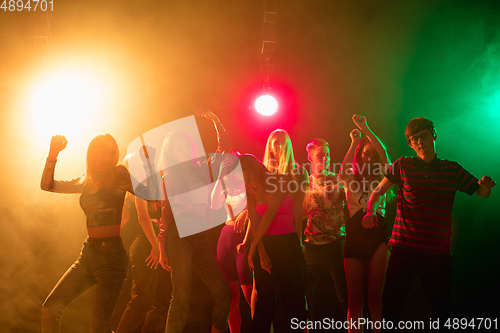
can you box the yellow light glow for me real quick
[29,69,106,141]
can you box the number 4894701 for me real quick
[1,0,54,11]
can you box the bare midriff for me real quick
[87,225,121,238]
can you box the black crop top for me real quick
[41,159,139,229]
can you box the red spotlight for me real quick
[254,95,278,116]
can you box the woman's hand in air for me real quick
[159,251,170,271]
[49,135,68,159]
[146,246,160,269]
[195,109,219,123]
[352,114,368,131]
[350,129,362,143]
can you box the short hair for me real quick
[405,117,437,145]
[306,139,329,154]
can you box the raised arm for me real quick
[195,109,233,153]
[135,196,160,269]
[41,135,83,193]
[211,157,233,210]
[352,114,391,170]
[339,129,361,180]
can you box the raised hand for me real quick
[352,114,368,130]
[350,129,362,143]
[49,135,68,159]
[478,175,496,189]
[195,109,219,123]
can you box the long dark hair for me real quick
[158,130,198,174]
[80,133,120,191]
[352,137,395,201]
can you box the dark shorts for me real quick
[344,210,391,261]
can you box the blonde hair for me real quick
[263,129,296,175]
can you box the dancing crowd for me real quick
[40,111,495,333]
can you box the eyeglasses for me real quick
[409,132,431,144]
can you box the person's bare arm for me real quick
[362,177,395,228]
[135,196,160,269]
[339,129,361,180]
[353,115,391,172]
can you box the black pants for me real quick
[304,238,348,324]
[252,233,307,333]
[42,237,128,333]
[117,230,172,333]
[382,247,452,332]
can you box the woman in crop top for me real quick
[339,115,394,333]
[157,110,232,333]
[40,134,159,333]
[240,129,309,333]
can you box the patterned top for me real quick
[385,156,479,255]
[304,172,346,245]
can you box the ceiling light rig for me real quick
[255,0,279,116]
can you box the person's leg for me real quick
[41,243,97,333]
[418,254,452,322]
[382,247,417,332]
[165,231,194,333]
[192,233,232,333]
[344,258,367,333]
[304,242,326,326]
[217,225,242,333]
[142,265,172,333]
[366,244,390,333]
[227,281,242,333]
[91,240,129,333]
[117,235,158,333]
[270,234,308,331]
[252,248,280,333]
[233,225,255,320]
[326,238,349,317]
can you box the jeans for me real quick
[165,225,232,333]
[382,247,452,332]
[252,233,307,333]
[41,237,128,333]
[116,230,172,333]
[304,238,348,322]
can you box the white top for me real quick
[343,169,386,217]
[224,186,247,221]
